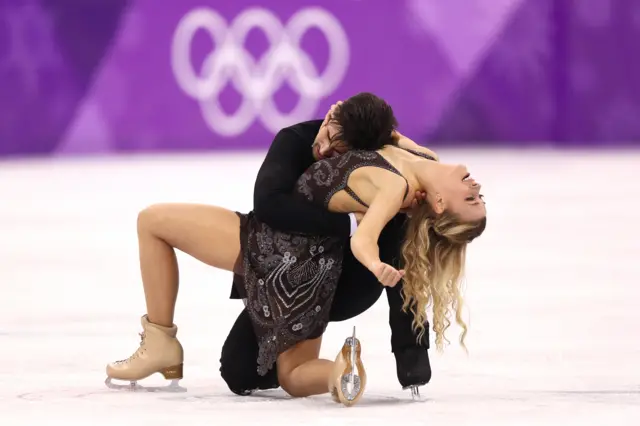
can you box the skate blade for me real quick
[335,326,366,407]
[105,377,187,393]
[402,384,426,401]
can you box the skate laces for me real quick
[115,332,146,364]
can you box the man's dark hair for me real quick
[330,92,398,150]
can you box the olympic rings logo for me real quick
[171,7,350,136]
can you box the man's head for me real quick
[312,92,398,160]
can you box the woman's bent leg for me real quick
[276,337,334,398]
[106,203,242,388]
[137,203,241,326]
[276,331,366,406]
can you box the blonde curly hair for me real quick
[400,204,486,351]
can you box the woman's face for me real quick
[427,164,486,223]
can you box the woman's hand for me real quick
[370,261,405,287]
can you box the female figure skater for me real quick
[105,93,486,406]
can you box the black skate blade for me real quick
[105,377,187,393]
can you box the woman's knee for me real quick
[277,369,308,398]
[137,203,170,234]
[276,337,323,398]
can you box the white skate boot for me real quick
[328,326,367,407]
[105,315,186,392]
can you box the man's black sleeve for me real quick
[253,128,351,237]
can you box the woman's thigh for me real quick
[139,203,241,271]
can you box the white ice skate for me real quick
[105,315,186,392]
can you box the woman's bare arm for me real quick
[350,174,406,272]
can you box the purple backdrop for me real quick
[0,0,639,156]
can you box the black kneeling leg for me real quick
[219,309,279,395]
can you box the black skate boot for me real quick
[394,346,432,399]
[228,366,279,396]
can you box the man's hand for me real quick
[323,101,343,123]
[400,190,428,214]
[411,190,428,207]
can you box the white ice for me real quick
[0,150,638,426]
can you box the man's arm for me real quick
[393,131,439,161]
[253,128,354,237]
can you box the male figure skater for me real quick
[220,94,433,398]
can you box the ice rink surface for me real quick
[0,149,638,425]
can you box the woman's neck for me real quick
[410,159,443,194]
[380,145,444,194]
